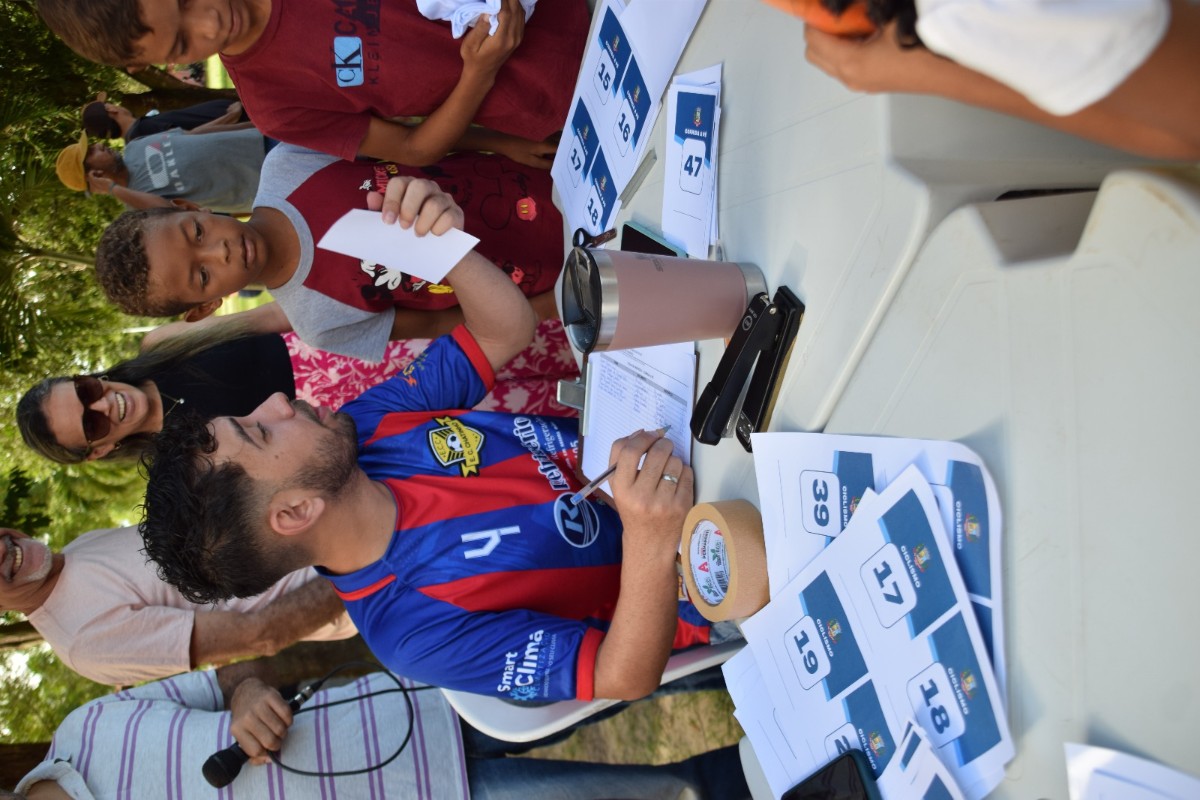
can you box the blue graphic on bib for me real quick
[946,460,991,598]
[843,682,895,777]
[616,59,652,148]
[672,91,717,164]
[584,151,618,232]
[595,8,632,99]
[925,776,955,800]
[834,450,875,528]
[878,490,957,637]
[927,613,1003,765]
[799,571,868,699]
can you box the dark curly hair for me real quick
[37,0,151,66]
[95,206,192,317]
[821,0,921,46]
[140,409,309,604]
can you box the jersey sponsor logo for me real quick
[429,416,485,476]
[553,493,600,549]
[497,629,551,700]
[512,417,570,491]
[332,36,364,87]
[461,525,519,559]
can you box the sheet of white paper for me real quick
[663,73,720,257]
[741,467,1013,800]
[316,209,480,286]
[581,343,694,494]
[614,0,707,97]
[750,431,1007,703]
[552,0,707,234]
[1066,744,1200,800]
[723,648,811,797]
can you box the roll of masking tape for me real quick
[680,500,768,622]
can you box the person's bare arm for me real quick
[456,126,558,170]
[87,171,174,209]
[183,121,258,135]
[373,176,537,369]
[188,100,246,132]
[592,430,692,700]
[388,307,465,341]
[804,14,1200,160]
[140,302,293,352]
[190,578,347,668]
[356,0,525,165]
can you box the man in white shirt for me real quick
[0,526,354,685]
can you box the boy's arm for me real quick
[804,18,1200,159]
[189,101,245,132]
[182,122,258,135]
[456,126,558,170]
[140,302,293,352]
[592,430,692,700]
[87,173,173,209]
[374,177,536,370]
[389,306,465,341]
[355,0,526,166]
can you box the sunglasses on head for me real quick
[71,375,111,445]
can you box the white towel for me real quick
[417,0,538,39]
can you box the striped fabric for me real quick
[19,670,469,800]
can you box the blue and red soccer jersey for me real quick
[323,327,712,701]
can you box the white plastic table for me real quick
[821,168,1200,797]
[597,0,1154,504]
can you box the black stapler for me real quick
[690,287,804,452]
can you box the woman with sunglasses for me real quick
[17,319,578,465]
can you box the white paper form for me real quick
[723,647,811,798]
[741,468,1014,800]
[1065,744,1200,800]
[663,65,721,258]
[750,432,1006,702]
[316,209,480,285]
[551,0,707,235]
[580,343,694,495]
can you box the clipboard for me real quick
[577,344,698,502]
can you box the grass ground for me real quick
[529,690,743,764]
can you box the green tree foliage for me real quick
[0,0,232,748]
[0,645,110,743]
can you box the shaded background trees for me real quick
[0,0,242,748]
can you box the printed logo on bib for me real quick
[428,417,484,476]
[552,493,600,548]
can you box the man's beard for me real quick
[291,408,359,496]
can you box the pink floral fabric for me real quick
[286,319,580,417]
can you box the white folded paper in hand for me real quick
[317,209,480,286]
[417,0,536,38]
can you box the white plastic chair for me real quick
[441,640,744,743]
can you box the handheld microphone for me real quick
[202,684,315,788]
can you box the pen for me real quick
[570,426,671,506]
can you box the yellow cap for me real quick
[56,131,89,192]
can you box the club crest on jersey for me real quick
[429,416,484,476]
